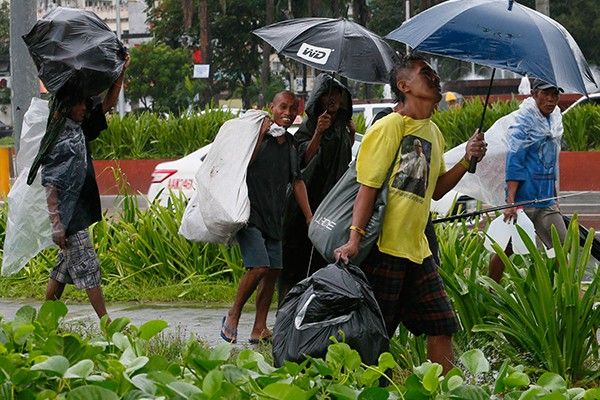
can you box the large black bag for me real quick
[272,262,388,367]
[23,7,126,98]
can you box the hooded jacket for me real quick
[294,73,354,210]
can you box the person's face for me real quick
[270,93,299,129]
[415,143,423,155]
[319,88,342,115]
[532,87,560,117]
[69,100,87,122]
[400,60,442,103]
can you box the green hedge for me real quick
[90,100,600,159]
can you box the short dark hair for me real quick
[272,90,297,105]
[389,53,427,103]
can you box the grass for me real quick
[0,136,13,147]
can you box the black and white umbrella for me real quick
[254,18,399,84]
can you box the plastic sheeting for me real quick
[2,99,54,276]
[272,262,388,367]
[444,97,563,207]
[23,7,126,97]
[179,110,266,243]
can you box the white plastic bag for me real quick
[484,209,536,255]
[179,110,267,243]
[2,98,54,276]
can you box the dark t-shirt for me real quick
[247,132,302,240]
[66,103,107,235]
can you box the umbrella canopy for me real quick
[386,0,597,95]
[254,18,399,84]
[23,7,126,98]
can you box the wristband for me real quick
[459,157,470,170]
[349,225,366,236]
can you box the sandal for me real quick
[249,329,272,344]
[220,316,237,344]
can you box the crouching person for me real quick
[221,91,312,344]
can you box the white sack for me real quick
[179,110,267,243]
[2,98,54,276]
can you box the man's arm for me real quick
[333,184,378,263]
[292,179,312,224]
[304,111,332,163]
[433,130,487,200]
[102,53,130,113]
[249,117,272,164]
[45,184,67,249]
[502,180,520,222]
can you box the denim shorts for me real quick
[236,225,282,269]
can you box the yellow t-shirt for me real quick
[356,112,446,263]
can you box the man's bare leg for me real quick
[489,244,513,283]
[46,278,66,300]
[427,335,454,374]
[223,267,268,341]
[251,269,279,340]
[86,287,108,319]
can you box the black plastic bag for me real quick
[23,7,126,98]
[272,262,388,367]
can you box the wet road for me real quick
[0,299,275,347]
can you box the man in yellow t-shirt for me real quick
[335,54,487,373]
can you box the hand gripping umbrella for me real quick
[386,0,598,172]
[253,17,399,84]
[23,7,127,98]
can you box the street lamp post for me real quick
[115,0,125,117]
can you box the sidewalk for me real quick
[0,299,275,347]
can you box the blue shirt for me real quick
[506,114,558,208]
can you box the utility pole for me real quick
[115,0,125,117]
[10,0,39,152]
[535,0,550,16]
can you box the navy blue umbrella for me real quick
[386,0,597,172]
[386,0,597,95]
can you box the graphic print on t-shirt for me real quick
[391,135,431,198]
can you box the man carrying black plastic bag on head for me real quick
[23,7,129,320]
[272,262,388,367]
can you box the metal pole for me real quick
[405,0,410,54]
[10,0,39,152]
[115,0,125,117]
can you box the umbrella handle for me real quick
[468,68,496,174]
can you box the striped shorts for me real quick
[50,229,101,290]
[361,248,459,337]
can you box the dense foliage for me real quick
[88,101,600,160]
[0,300,599,398]
[1,194,599,385]
[91,108,236,160]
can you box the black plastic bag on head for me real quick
[23,7,126,98]
[272,262,388,367]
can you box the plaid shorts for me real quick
[361,248,459,337]
[50,229,101,290]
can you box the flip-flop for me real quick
[220,316,237,344]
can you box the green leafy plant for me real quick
[472,217,600,384]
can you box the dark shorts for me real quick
[361,248,459,337]
[50,229,101,290]
[236,225,282,269]
[524,205,567,249]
